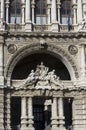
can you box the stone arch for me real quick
[5,43,79,85]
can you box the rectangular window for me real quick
[61,0,72,24]
[10,0,21,23]
[35,0,47,25]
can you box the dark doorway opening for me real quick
[63,98,73,130]
[33,105,45,130]
[11,97,21,130]
[33,97,51,130]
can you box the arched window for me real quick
[35,0,47,25]
[10,0,21,23]
[61,0,72,24]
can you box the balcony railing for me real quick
[1,22,78,32]
[5,23,24,31]
[33,24,50,32]
[59,24,74,32]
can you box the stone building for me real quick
[0,0,86,130]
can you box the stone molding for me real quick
[10,86,86,98]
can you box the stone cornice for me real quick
[0,31,86,39]
[5,86,86,98]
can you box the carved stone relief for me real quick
[5,41,80,85]
[68,45,78,55]
[16,62,63,90]
[7,44,17,54]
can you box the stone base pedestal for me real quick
[51,118,59,130]
[59,126,66,130]
[25,21,32,32]
[0,22,5,31]
[73,24,78,31]
[6,127,11,130]
[51,22,59,32]
[21,128,29,130]
[52,126,59,130]
[0,76,4,86]
[28,118,35,130]
[0,127,4,130]
[28,127,35,130]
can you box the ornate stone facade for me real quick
[0,0,86,130]
[0,31,85,130]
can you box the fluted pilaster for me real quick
[51,97,58,130]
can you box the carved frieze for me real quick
[12,87,66,97]
[12,87,85,97]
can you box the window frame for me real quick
[9,0,22,24]
[35,0,48,25]
[60,0,73,24]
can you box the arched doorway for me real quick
[10,52,73,130]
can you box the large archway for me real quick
[5,43,79,85]
[5,44,78,130]
[10,52,73,130]
[11,53,70,80]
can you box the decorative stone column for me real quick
[51,0,59,32]
[47,0,51,25]
[22,0,25,24]
[6,92,11,130]
[77,0,83,23]
[51,97,58,130]
[79,44,86,86]
[5,0,10,23]
[0,0,5,30]
[57,0,61,23]
[27,96,34,130]
[73,0,77,25]
[0,36,4,86]
[21,97,28,130]
[80,44,85,77]
[58,97,66,130]
[25,0,32,32]
[31,0,35,24]
[1,0,4,21]
[72,98,76,130]
[77,0,83,30]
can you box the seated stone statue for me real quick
[47,70,59,81]
[35,62,49,80]
[24,70,35,84]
